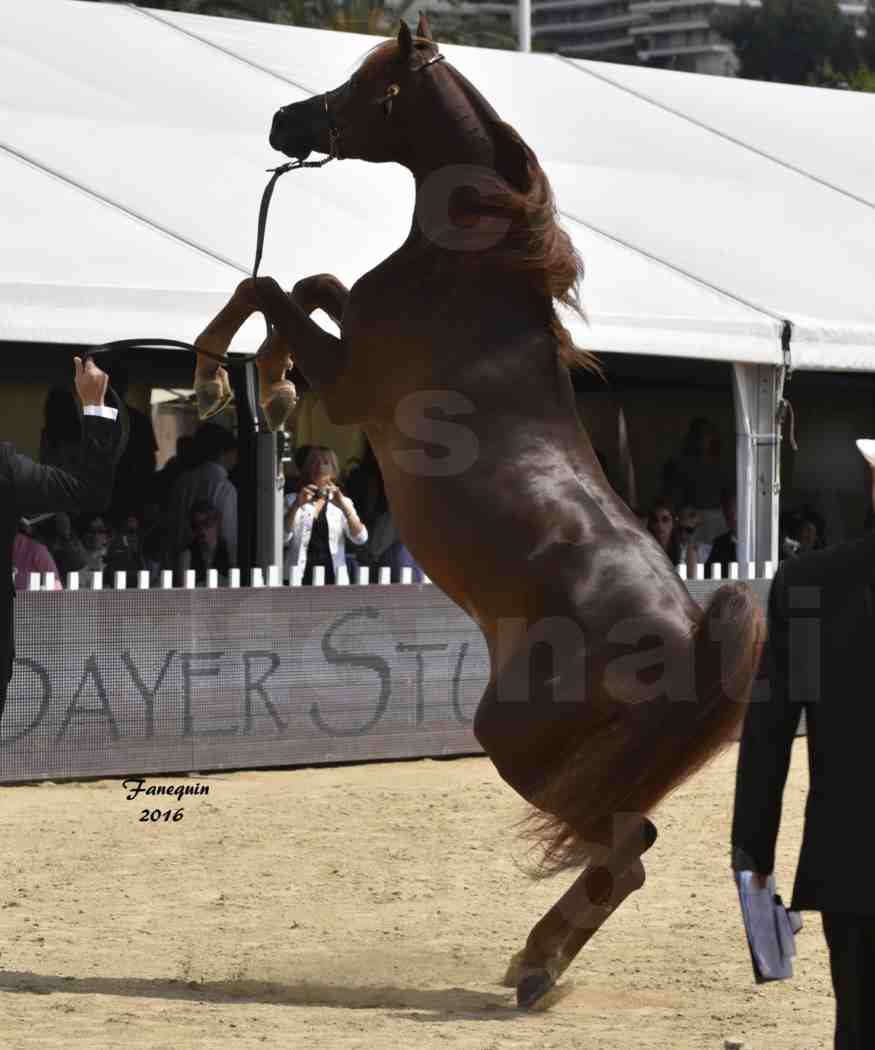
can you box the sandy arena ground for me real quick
[0,741,831,1050]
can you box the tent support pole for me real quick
[732,363,783,570]
[255,427,283,576]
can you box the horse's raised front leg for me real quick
[291,273,349,328]
[252,275,348,395]
[252,274,350,431]
[193,290,257,420]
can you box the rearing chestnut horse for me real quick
[194,16,765,1010]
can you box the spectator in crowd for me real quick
[646,499,683,566]
[780,506,827,562]
[39,387,82,471]
[344,441,425,581]
[78,512,112,585]
[284,446,368,584]
[152,433,196,510]
[104,363,158,519]
[179,500,233,585]
[732,440,875,1049]
[795,516,821,553]
[104,509,147,587]
[12,520,62,590]
[677,505,712,572]
[165,422,238,580]
[663,417,732,545]
[705,487,738,577]
[32,512,88,579]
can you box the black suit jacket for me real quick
[732,531,875,914]
[0,415,118,686]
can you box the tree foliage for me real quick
[712,0,874,89]
[88,0,516,48]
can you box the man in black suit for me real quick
[1,357,118,721]
[731,444,875,1049]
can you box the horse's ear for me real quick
[398,19,414,61]
[416,11,433,40]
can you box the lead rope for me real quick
[253,154,335,342]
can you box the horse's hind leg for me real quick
[507,814,657,1010]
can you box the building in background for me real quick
[528,0,866,76]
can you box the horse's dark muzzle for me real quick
[269,97,328,161]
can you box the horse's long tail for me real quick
[524,581,766,877]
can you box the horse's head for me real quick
[269,16,442,164]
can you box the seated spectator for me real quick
[284,446,368,584]
[12,520,62,590]
[179,500,233,585]
[165,423,238,579]
[705,487,738,576]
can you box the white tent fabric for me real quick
[1,1,872,371]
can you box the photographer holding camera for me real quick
[284,446,367,585]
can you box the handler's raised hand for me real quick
[73,356,109,407]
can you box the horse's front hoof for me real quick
[259,382,298,432]
[195,371,233,421]
[516,969,555,1010]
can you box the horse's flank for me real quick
[359,39,602,378]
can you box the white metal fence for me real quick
[22,561,777,592]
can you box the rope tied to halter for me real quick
[253,155,335,281]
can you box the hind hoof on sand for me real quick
[517,970,555,1010]
[259,382,298,432]
[195,370,233,421]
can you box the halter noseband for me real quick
[324,51,446,161]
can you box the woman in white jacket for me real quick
[284,447,368,583]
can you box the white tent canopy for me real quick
[2,0,874,371]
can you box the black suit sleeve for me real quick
[0,416,118,517]
[731,563,801,874]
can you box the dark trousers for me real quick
[0,676,7,723]
[823,913,875,1049]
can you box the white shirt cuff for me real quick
[83,405,119,421]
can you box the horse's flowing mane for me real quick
[359,41,601,377]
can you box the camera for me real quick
[314,488,330,501]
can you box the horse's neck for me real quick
[406,69,498,183]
